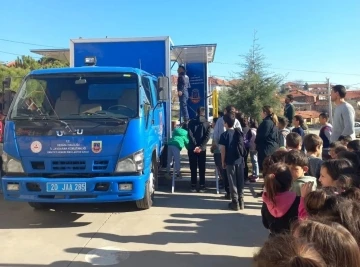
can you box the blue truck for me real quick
[1,37,217,210]
[1,37,173,209]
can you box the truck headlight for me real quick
[2,152,24,173]
[115,149,144,173]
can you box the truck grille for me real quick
[52,160,86,171]
[93,160,109,171]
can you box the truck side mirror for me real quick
[157,76,169,101]
[2,77,11,89]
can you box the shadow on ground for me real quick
[0,251,253,266]
[77,210,266,248]
[155,192,263,211]
[0,197,143,229]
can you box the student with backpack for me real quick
[246,120,259,182]
[219,113,246,211]
[236,113,250,184]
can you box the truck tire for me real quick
[28,202,50,210]
[136,158,156,209]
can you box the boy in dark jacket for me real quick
[219,113,246,210]
[303,134,323,179]
[284,94,295,128]
[187,107,211,192]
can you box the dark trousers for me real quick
[188,150,206,186]
[244,148,249,181]
[226,163,245,202]
[179,90,189,121]
[214,153,229,193]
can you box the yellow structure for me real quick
[212,89,219,118]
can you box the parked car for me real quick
[355,122,360,138]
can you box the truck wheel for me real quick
[136,159,156,209]
[28,202,50,210]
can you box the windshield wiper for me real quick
[12,115,76,133]
[69,111,129,123]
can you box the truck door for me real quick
[150,78,164,154]
[142,77,159,156]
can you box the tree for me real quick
[0,55,69,92]
[219,87,231,111]
[304,82,309,90]
[293,80,305,90]
[222,32,284,122]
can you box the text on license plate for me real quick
[46,182,86,192]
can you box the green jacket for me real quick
[290,176,318,196]
[167,128,189,151]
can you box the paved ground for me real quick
[0,141,267,267]
[0,184,266,267]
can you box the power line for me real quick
[0,50,41,59]
[0,38,64,48]
[212,61,360,77]
[1,38,359,77]
[0,38,359,86]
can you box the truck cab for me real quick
[1,66,169,209]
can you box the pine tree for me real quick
[220,31,284,122]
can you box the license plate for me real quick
[46,182,86,192]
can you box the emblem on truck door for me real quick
[92,141,102,153]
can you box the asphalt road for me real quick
[0,184,267,267]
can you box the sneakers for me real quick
[228,201,240,211]
[165,172,182,180]
[190,185,206,193]
[228,197,245,211]
[199,185,206,193]
[249,175,259,182]
[239,197,245,210]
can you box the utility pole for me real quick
[327,78,333,124]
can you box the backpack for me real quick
[229,128,246,159]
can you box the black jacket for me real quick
[187,116,211,151]
[255,116,279,156]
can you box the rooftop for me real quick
[296,110,321,119]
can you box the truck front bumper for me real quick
[1,175,147,203]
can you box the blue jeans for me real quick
[166,145,181,173]
[250,150,259,177]
[179,90,189,121]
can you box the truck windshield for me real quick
[10,73,139,120]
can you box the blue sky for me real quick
[1,0,360,87]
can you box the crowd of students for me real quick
[168,82,359,265]
[253,119,360,265]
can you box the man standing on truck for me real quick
[177,65,190,123]
[188,107,211,193]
